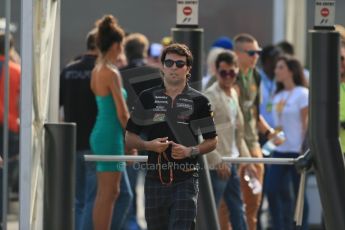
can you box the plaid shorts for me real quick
[144,176,199,230]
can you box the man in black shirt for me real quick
[120,32,162,230]
[59,28,98,230]
[125,43,217,230]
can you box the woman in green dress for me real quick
[90,15,129,230]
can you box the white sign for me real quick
[314,0,335,27]
[176,0,199,26]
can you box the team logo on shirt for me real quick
[153,113,166,122]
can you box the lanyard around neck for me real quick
[276,89,294,125]
[240,69,253,91]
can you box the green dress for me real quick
[90,88,127,171]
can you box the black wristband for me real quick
[264,129,273,138]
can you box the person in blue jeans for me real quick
[204,51,256,230]
[266,152,309,230]
[266,55,309,230]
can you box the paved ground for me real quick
[8,217,18,230]
[3,174,323,230]
[6,199,19,230]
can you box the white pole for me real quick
[85,155,149,162]
[273,0,285,43]
[48,1,60,122]
[84,155,297,165]
[2,0,11,228]
[19,0,34,228]
[222,157,296,165]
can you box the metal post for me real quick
[19,0,34,228]
[272,0,285,43]
[172,28,203,90]
[294,169,306,226]
[309,2,345,227]
[48,0,61,122]
[44,123,76,230]
[2,0,11,228]
[309,30,345,230]
[173,2,219,229]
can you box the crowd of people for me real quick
[0,12,343,229]
[0,9,343,230]
[59,14,345,230]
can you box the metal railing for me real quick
[84,153,309,227]
[84,155,296,165]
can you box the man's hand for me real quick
[171,142,191,160]
[216,162,231,180]
[124,147,138,165]
[273,137,284,146]
[145,137,171,154]
[125,145,138,155]
[268,130,285,146]
[244,164,258,178]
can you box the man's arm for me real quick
[125,131,171,154]
[258,115,275,139]
[171,137,217,160]
[195,137,217,155]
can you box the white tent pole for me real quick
[19,0,34,228]
[48,1,60,122]
[273,0,285,43]
[2,0,11,229]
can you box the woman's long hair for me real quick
[275,55,307,93]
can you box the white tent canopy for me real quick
[20,0,60,229]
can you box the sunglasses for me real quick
[219,69,237,79]
[341,56,344,62]
[242,50,262,57]
[164,59,186,68]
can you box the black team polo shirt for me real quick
[60,54,97,151]
[126,84,217,183]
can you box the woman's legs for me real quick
[93,171,121,230]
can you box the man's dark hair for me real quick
[260,45,282,65]
[86,28,97,51]
[215,51,238,70]
[124,33,149,61]
[0,32,14,55]
[160,43,193,67]
[277,41,295,55]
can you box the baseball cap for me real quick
[212,36,233,50]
